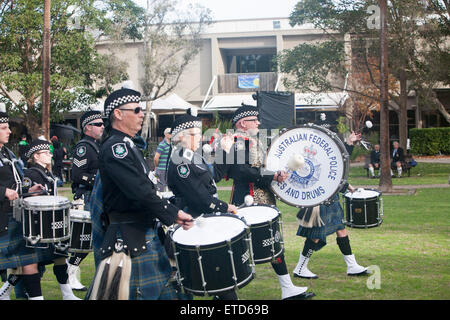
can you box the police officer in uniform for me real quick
[292,117,368,279]
[219,105,314,300]
[68,110,104,291]
[20,139,80,300]
[167,110,239,300]
[88,88,193,300]
[0,113,48,300]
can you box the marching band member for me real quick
[219,105,315,300]
[167,109,238,300]
[21,139,80,300]
[293,120,369,279]
[88,88,193,300]
[0,113,47,300]
[68,110,104,291]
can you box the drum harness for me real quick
[1,150,24,222]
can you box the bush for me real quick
[410,127,450,155]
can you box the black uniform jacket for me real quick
[71,135,100,194]
[391,147,404,163]
[224,135,275,206]
[99,129,179,226]
[370,150,381,164]
[23,163,56,196]
[0,146,21,234]
[167,147,228,218]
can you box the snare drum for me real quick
[343,189,383,228]
[69,209,92,253]
[170,213,254,296]
[236,204,283,264]
[22,196,71,244]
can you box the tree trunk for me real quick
[378,0,393,193]
[141,100,152,142]
[41,0,51,140]
[399,68,408,151]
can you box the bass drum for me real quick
[265,124,349,208]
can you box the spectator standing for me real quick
[51,136,66,185]
[153,128,171,191]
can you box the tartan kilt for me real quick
[296,194,346,243]
[128,228,177,300]
[0,214,56,270]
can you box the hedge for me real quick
[410,127,450,155]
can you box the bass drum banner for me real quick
[265,124,349,208]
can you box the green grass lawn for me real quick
[8,163,450,300]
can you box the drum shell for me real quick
[238,205,284,264]
[344,191,382,228]
[22,196,71,243]
[69,211,93,253]
[171,215,254,296]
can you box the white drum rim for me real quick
[23,195,71,210]
[171,214,248,247]
[344,189,381,199]
[236,204,280,225]
[70,209,91,222]
[266,124,349,208]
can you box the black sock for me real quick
[22,274,42,298]
[271,254,288,275]
[302,238,316,257]
[68,253,88,266]
[336,236,352,255]
[53,264,68,284]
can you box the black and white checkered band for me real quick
[0,117,9,124]
[25,142,50,158]
[82,113,103,129]
[104,94,141,118]
[232,110,259,125]
[171,120,202,138]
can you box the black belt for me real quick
[108,211,155,227]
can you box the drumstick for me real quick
[21,190,48,197]
[189,214,206,228]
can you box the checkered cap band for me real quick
[0,112,9,124]
[81,113,103,129]
[25,140,51,158]
[171,120,202,138]
[232,109,259,126]
[104,89,141,118]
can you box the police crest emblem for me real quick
[76,146,86,157]
[177,164,190,178]
[112,143,128,159]
[23,177,32,188]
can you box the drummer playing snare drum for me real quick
[167,108,238,300]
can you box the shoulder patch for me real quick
[76,145,87,157]
[112,143,128,159]
[23,177,32,188]
[177,164,190,178]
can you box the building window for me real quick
[226,54,275,73]
[273,20,280,29]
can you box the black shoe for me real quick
[371,176,376,179]
[348,270,370,276]
[283,291,316,300]
[398,175,402,178]
[293,272,319,279]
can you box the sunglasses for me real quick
[88,122,104,127]
[119,106,142,114]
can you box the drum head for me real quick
[23,195,70,208]
[236,205,279,225]
[345,189,380,199]
[266,124,349,208]
[172,215,247,246]
[70,209,91,220]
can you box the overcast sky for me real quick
[133,0,299,21]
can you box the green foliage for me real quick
[0,0,132,136]
[410,127,450,155]
[337,116,349,134]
